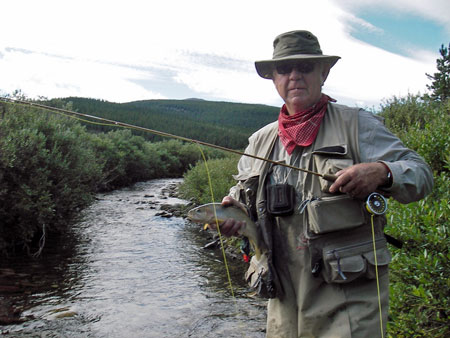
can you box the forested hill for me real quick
[43,97,280,149]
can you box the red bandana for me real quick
[278,94,336,154]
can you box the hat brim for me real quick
[255,54,341,79]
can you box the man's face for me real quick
[272,61,330,115]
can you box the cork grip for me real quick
[321,173,338,182]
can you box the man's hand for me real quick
[209,196,246,237]
[329,162,390,199]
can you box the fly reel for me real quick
[366,192,388,215]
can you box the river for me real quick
[0,179,267,337]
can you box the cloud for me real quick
[0,0,444,107]
[333,0,450,33]
[324,37,435,107]
[0,48,164,102]
[344,14,384,35]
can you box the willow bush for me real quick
[380,97,449,337]
[178,155,240,205]
[0,103,225,256]
[380,96,449,175]
[0,106,102,255]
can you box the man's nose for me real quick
[289,68,304,79]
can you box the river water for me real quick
[1,179,267,337]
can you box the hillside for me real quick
[43,97,280,149]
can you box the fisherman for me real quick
[217,30,433,337]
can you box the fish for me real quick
[187,203,266,259]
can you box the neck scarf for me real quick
[278,94,335,154]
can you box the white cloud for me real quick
[322,31,436,107]
[0,0,444,107]
[0,48,164,102]
[332,0,450,33]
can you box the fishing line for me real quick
[196,144,236,299]
[195,138,249,337]
[370,214,385,338]
[366,192,388,338]
[0,98,337,182]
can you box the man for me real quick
[219,30,433,337]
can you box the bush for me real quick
[386,171,449,337]
[152,139,227,177]
[89,129,153,190]
[380,98,450,337]
[380,94,429,130]
[380,96,450,174]
[178,155,240,204]
[0,103,228,256]
[0,106,102,255]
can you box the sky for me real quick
[1,0,449,109]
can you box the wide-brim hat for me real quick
[255,30,341,79]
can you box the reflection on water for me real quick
[0,179,266,337]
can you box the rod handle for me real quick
[322,173,338,182]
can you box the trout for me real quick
[187,203,266,259]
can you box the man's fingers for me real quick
[329,171,351,193]
[220,218,244,237]
[221,196,235,208]
[329,163,388,198]
[221,196,248,214]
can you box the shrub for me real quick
[380,94,429,131]
[386,171,449,337]
[0,102,232,256]
[380,98,450,337]
[0,106,102,255]
[91,129,151,189]
[380,97,450,174]
[178,155,240,204]
[151,139,227,178]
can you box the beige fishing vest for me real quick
[244,103,390,287]
[247,103,362,197]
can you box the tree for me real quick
[426,43,450,101]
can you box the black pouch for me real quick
[266,183,296,216]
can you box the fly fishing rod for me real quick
[0,97,337,182]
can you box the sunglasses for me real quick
[275,61,315,75]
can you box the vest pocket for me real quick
[245,253,270,297]
[322,237,391,284]
[363,247,392,279]
[313,145,352,192]
[307,194,366,234]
